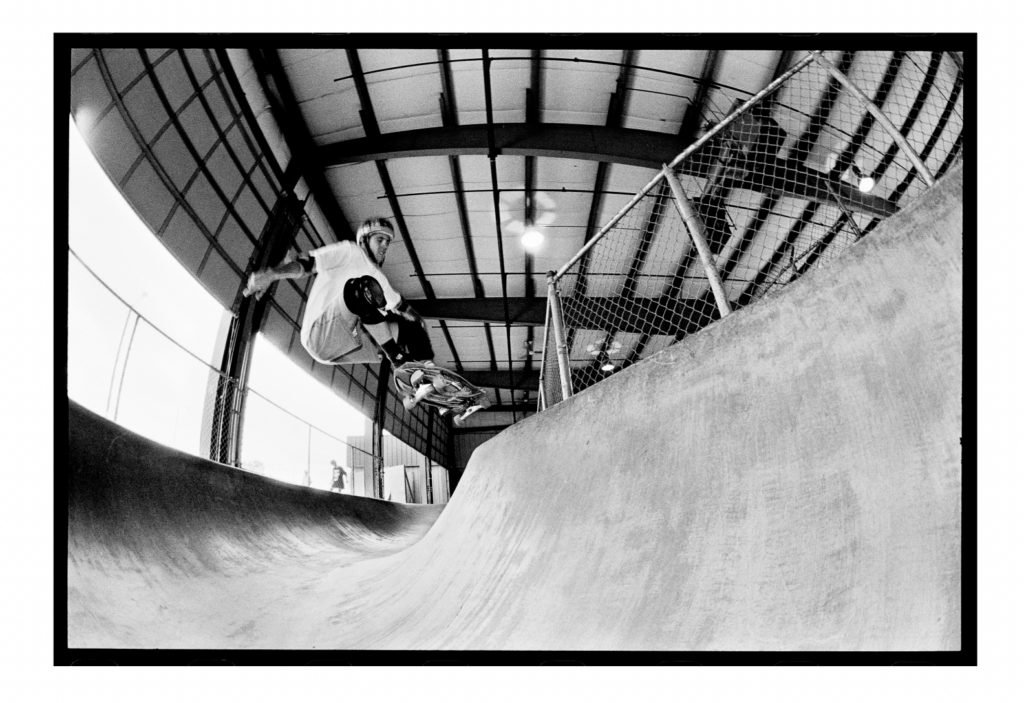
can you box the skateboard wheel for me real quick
[402,396,418,411]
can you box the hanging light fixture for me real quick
[600,355,616,373]
[586,341,622,372]
[521,226,544,253]
[848,162,876,193]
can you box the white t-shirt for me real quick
[300,241,402,364]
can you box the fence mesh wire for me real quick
[554,188,706,394]
[542,50,964,403]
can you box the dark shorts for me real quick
[390,313,434,362]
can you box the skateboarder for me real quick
[244,217,487,422]
[243,217,435,372]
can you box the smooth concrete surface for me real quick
[67,165,962,650]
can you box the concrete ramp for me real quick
[66,166,962,652]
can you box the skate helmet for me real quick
[355,217,396,265]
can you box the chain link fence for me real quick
[540,50,964,405]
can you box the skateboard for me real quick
[393,363,491,426]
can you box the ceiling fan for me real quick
[499,191,558,239]
[587,340,622,372]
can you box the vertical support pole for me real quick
[305,426,312,487]
[106,309,135,419]
[372,430,384,499]
[538,274,553,410]
[112,315,141,422]
[546,272,574,401]
[811,51,936,187]
[425,410,434,504]
[372,359,390,499]
[425,458,433,505]
[222,193,304,466]
[662,167,733,318]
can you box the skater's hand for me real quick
[395,300,424,324]
[243,270,273,298]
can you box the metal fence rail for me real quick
[540,49,964,405]
[68,247,376,489]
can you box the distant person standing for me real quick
[330,460,347,493]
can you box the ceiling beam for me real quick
[518,49,543,414]
[787,51,858,166]
[345,48,463,376]
[249,50,352,240]
[437,49,489,378]
[417,297,546,324]
[811,52,952,267]
[793,51,908,272]
[417,295,719,336]
[759,51,793,115]
[452,425,520,434]
[346,49,430,291]
[831,52,905,186]
[215,50,286,187]
[611,51,718,372]
[438,50,485,302]
[564,50,637,378]
[571,55,634,302]
[732,51,857,310]
[459,369,538,391]
[873,57,962,220]
[736,200,819,309]
[680,50,721,139]
[321,122,688,170]
[474,403,537,414]
[319,123,894,217]
[482,49,518,408]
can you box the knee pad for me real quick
[343,276,387,324]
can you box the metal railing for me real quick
[68,247,376,491]
[539,50,964,408]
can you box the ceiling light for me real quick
[521,227,544,253]
[849,163,876,193]
[601,361,616,372]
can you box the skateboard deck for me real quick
[394,363,490,426]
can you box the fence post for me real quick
[811,51,936,187]
[111,315,141,422]
[546,272,574,401]
[538,275,554,410]
[662,167,733,318]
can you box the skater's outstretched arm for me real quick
[393,299,426,324]
[243,253,315,298]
